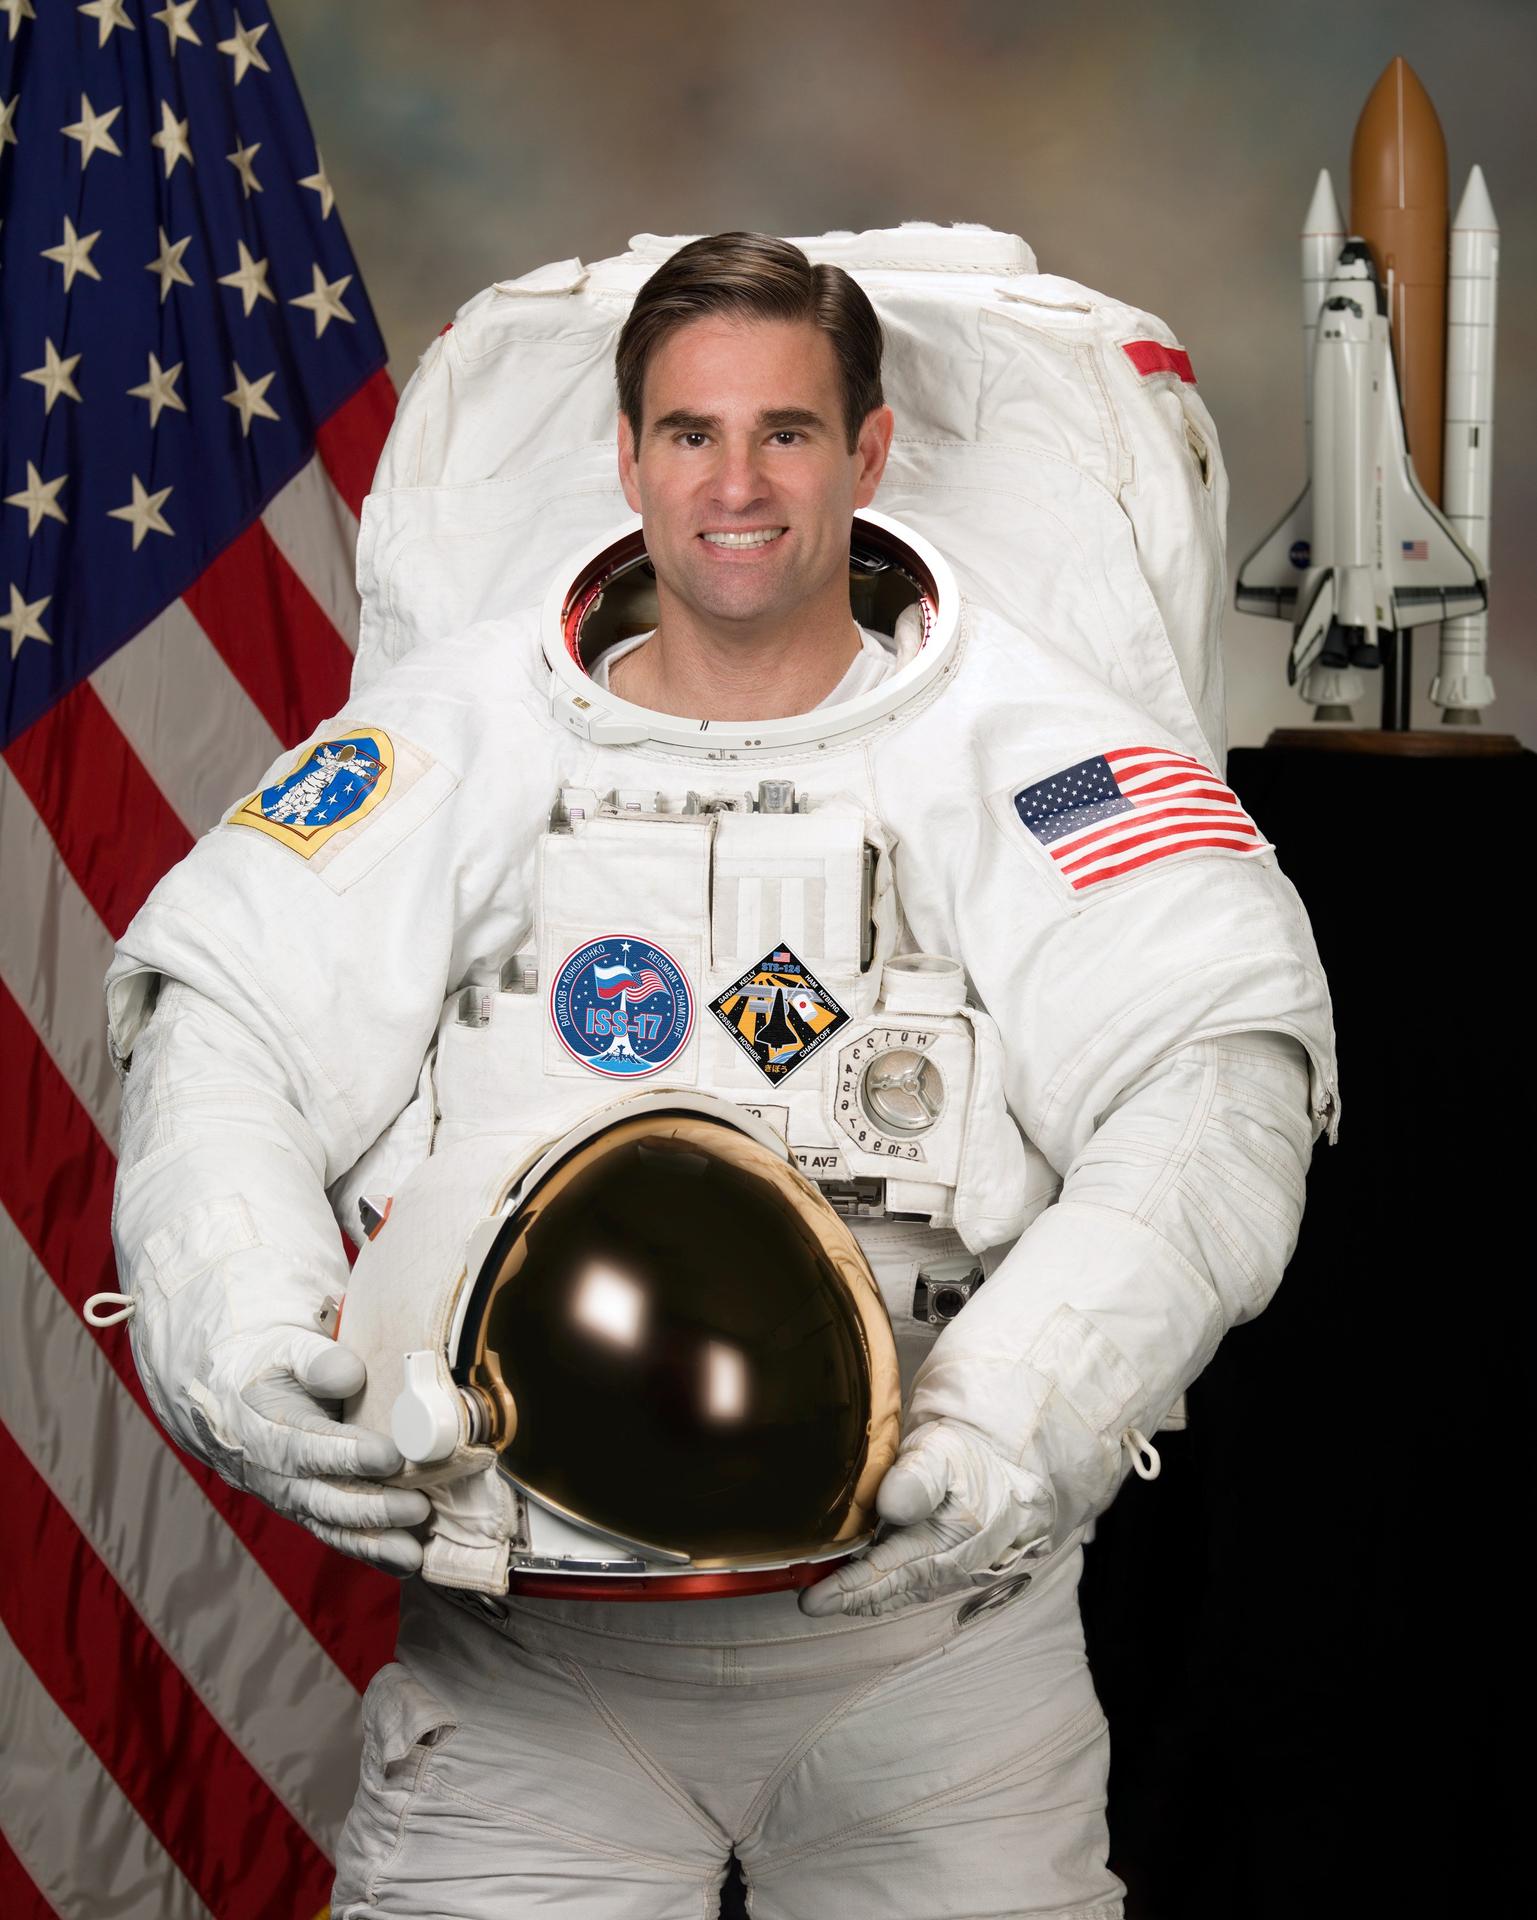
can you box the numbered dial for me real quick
[836,1029,946,1161]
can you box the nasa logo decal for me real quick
[551,936,693,1077]
[710,944,849,1084]
[231,731,394,858]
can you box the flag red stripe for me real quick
[1104,745,1202,763]
[0,981,397,1694]
[3,686,194,941]
[183,523,356,748]
[1060,816,1259,875]
[1070,836,1263,889]
[0,1832,58,1920]
[0,1426,334,1920]
[1119,771,1236,802]
[313,366,396,519]
[1051,801,1256,861]
[1115,758,1217,782]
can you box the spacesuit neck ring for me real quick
[541,506,960,757]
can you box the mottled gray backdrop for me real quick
[270,0,1535,748]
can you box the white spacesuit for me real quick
[102,228,1338,1917]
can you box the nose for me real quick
[712,437,770,517]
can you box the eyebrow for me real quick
[649,406,828,436]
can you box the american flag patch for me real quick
[1401,539,1429,560]
[1012,747,1271,893]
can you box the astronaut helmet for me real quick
[368,1091,903,1597]
[541,505,960,757]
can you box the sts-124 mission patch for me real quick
[231,731,394,857]
[709,945,849,1084]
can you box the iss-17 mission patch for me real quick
[231,731,394,857]
[709,945,849,1084]
[550,935,694,1077]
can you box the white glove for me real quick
[800,1418,1053,1618]
[184,1327,430,1576]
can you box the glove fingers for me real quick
[240,1375,405,1479]
[876,1449,950,1526]
[291,1337,367,1401]
[304,1519,425,1578]
[800,1514,960,1616]
[246,1464,430,1532]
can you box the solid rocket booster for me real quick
[1433,165,1499,717]
[1351,57,1448,503]
[1301,170,1346,440]
[1297,172,1361,714]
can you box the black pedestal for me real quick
[1081,743,1534,1917]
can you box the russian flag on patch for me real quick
[1012,747,1271,893]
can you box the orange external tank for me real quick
[1350,56,1449,503]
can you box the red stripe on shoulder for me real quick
[1121,340,1196,384]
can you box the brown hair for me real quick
[615,232,884,452]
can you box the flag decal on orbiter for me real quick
[709,945,849,1084]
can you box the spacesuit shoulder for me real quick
[105,610,567,1167]
[874,603,1339,1160]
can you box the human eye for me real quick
[676,430,710,449]
[769,429,805,446]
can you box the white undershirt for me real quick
[587,624,901,712]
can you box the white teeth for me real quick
[702,529,785,548]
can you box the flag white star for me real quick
[146,225,194,301]
[152,0,201,53]
[290,263,355,338]
[224,361,279,436]
[2,1,36,45]
[127,353,187,427]
[226,137,262,197]
[4,462,68,536]
[21,338,82,411]
[78,0,134,47]
[217,238,275,315]
[41,216,103,291]
[1,91,18,152]
[2,583,52,658]
[108,475,175,550]
[150,99,193,177]
[298,152,335,219]
[61,93,123,168]
[217,10,269,83]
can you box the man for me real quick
[106,233,1336,1917]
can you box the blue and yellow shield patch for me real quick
[231,730,394,857]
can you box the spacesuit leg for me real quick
[737,1543,1122,1919]
[332,1545,1120,1920]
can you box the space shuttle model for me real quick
[1237,58,1499,728]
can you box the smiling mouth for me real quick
[699,528,787,549]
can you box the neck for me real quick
[607,582,861,720]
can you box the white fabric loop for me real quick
[83,1292,136,1327]
[1122,1428,1162,1481]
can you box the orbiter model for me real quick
[1237,58,1499,728]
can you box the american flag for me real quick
[1013,746,1271,893]
[2,5,400,1915]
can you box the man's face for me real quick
[617,315,892,631]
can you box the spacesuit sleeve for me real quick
[101,633,550,1455]
[901,744,1340,1548]
[907,1028,1316,1546]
